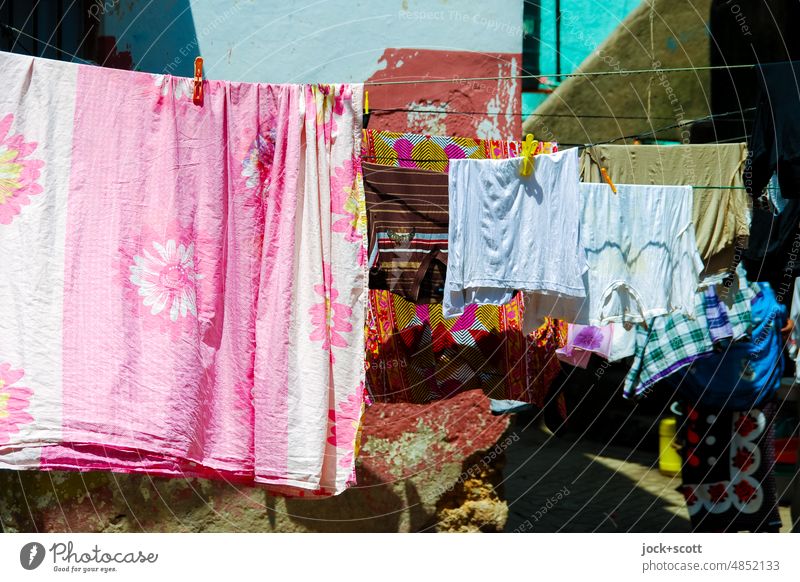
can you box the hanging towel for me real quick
[363,162,449,302]
[444,148,587,322]
[0,51,366,497]
[580,144,750,283]
[556,324,614,368]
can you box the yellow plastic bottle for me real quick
[658,417,682,477]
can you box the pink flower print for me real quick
[330,156,364,244]
[0,362,34,445]
[309,262,353,354]
[0,114,44,225]
[573,326,604,351]
[129,239,204,322]
[327,387,365,469]
[241,128,276,193]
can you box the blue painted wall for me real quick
[523,0,641,115]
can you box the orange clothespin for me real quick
[520,133,538,177]
[601,167,618,194]
[192,57,204,105]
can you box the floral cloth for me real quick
[677,401,782,532]
[0,51,366,496]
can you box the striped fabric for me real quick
[363,162,449,302]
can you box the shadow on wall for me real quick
[94,0,199,75]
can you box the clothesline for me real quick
[360,156,755,190]
[0,23,96,65]
[363,64,757,86]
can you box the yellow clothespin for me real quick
[601,167,617,194]
[520,133,538,177]
[364,91,369,115]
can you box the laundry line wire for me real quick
[363,63,756,86]
[371,107,721,120]
[0,23,96,65]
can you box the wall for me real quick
[523,0,641,115]
[524,0,712,144]
[95,0,523,139]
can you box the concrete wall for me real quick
[95,0,523,139]
[524,0,712,144]
[524,0,641,114]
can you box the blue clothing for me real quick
[676,283,787,410]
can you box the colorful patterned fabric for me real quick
[0,51,366,497]
[362,129,556,173]
[678,401,782,532]
[362,130,563,406]
[366,290,528,403]
[624,284,755,399]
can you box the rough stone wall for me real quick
[0,391,509,533]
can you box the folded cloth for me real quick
[747,61,800,199]
[624,281,754,399]
[444,148,586,322]
[363,162,449,302]
[580,144,750,282]
[0,52,366,496]
[579,183,704,325]
[677,401,782,532]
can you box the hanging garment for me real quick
[556,324,614,368]
[363,130,555,173]
[0,51,366,496]
[444,148,586,321]
[362,130,565,408]
[365,290,529,403]
[675,283,786,410]
[743,197,800,284]
[580,144,750,282]
[747,61,800,199]
[363,162,449,302]
[624,281,756,399]
[677,401,782,533]
[579,183,703,325]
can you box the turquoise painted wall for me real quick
[523,0,641,115]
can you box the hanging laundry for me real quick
[0,51,366,496]
[580,144,750,283]
[363,129,554,173]
[365,290,529,403]
[624,277,756,399]
[675,282,786,410]
[744,196,800,285]
[444,148,586,322]
[363,162,449,302]
[362,130,565,409]
[579,183,703,325]
[677,401,783,532]
[747,61,800,199]
[556,324,614,368]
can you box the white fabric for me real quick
[579,183,703,326]
[608,322,636,361]
[444,147,587,320]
